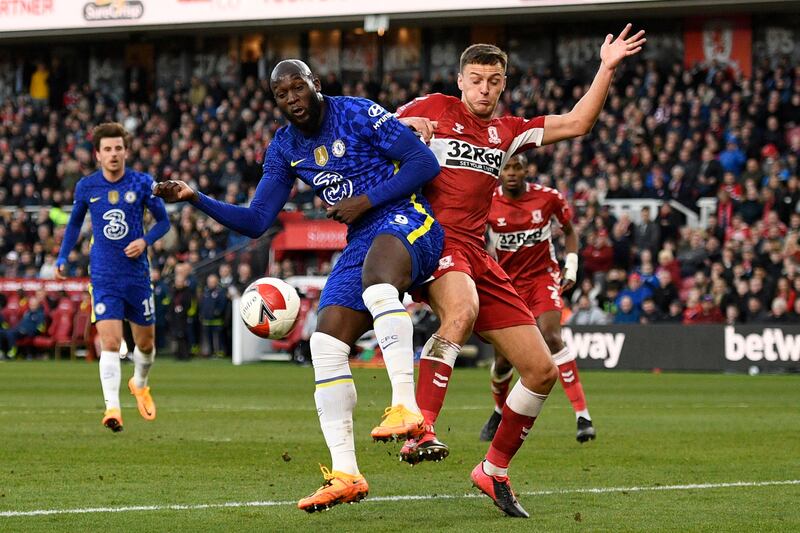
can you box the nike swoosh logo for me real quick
[90,197,101,203]
[382,340,399,350]
[290,159,305,167]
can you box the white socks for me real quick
[362,283,419,413]
[133,346,155,389]
[99,350,121,410]
[311,332,359,475]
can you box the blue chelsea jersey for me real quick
[263,96,422,234]
[73,169,163,284]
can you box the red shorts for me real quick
[515,271,563,318]
[423,239,535,332]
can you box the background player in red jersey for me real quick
[482,154,595,444]
[389,26,645,517]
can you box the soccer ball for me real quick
[239,277,301,339]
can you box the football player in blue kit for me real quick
[154,60,444,512]
[56,122,170,433]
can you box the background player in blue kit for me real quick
[154,60,443,512]
[56,122,170,433]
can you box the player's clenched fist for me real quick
[327,195,372,224]
[153,180,198,203]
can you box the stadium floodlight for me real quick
[364,14,389,36]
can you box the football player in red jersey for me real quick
[345,25,644,517]
[482,154,595,445]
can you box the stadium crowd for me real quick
[1,50,799,358]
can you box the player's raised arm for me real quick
[542,23,645,145]
[154,143,292,238]
[55,181,89,279]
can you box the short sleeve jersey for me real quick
[487,183,572,286]
[397,93,545,247]
[261,95,420,238]
[72,169,163,285]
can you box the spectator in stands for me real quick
[677,231,709,277]
[200,273,227,358]
[29,63,49,109]
[151,267,170,352]
[634,206,660,255]
[639,297,664,324]
[767,297,791,323]
[570,278,601,307]
[662,300,685,323]
[0,295,46,359]
[719,139,746,177]
[725,302,742,325]
[744,296,769,324]
[651,269,679,313]
[616,272,652,310]
[581,229,613,281]
[613,295,640,324]
[568,294,609,325]
[684,294,724,324]
[168,273,195,360]
[656,203,682,247]
[234,262,254,295]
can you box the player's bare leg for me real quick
[537,310,595,442]
[481,311,594,441]
[401,271,478,464]
[362,234,426,442]
[299,306,371,512]
[96,319,124,432]
[479,349,514,441]
[129,322,157,421]
[471,324,557,518]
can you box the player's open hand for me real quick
[399,117,438,143]
[124,238,147,259]
[327,195,372,225]
[152,180,198,203]
[600,23,646,70]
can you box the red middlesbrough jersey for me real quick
[396,93,545,248]
[487,183,572,286]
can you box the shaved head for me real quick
[270,59,314,87]
[270,59,325,134]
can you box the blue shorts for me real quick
[319,196,444,313]
[90,281,155,326]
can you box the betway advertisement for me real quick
[563,325,800,372]
[0,0,661,35]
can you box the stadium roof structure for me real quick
[1,0,799,40]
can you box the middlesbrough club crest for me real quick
[488,126,501,144]
[532,210,543,223]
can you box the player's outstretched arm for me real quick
[542,23,645,145]
[55,185,89,280]
[153,177,291,239]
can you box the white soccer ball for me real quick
[239,277,301,339]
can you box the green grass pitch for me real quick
[1,360,799,532]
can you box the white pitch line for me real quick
[2,479,798,518]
